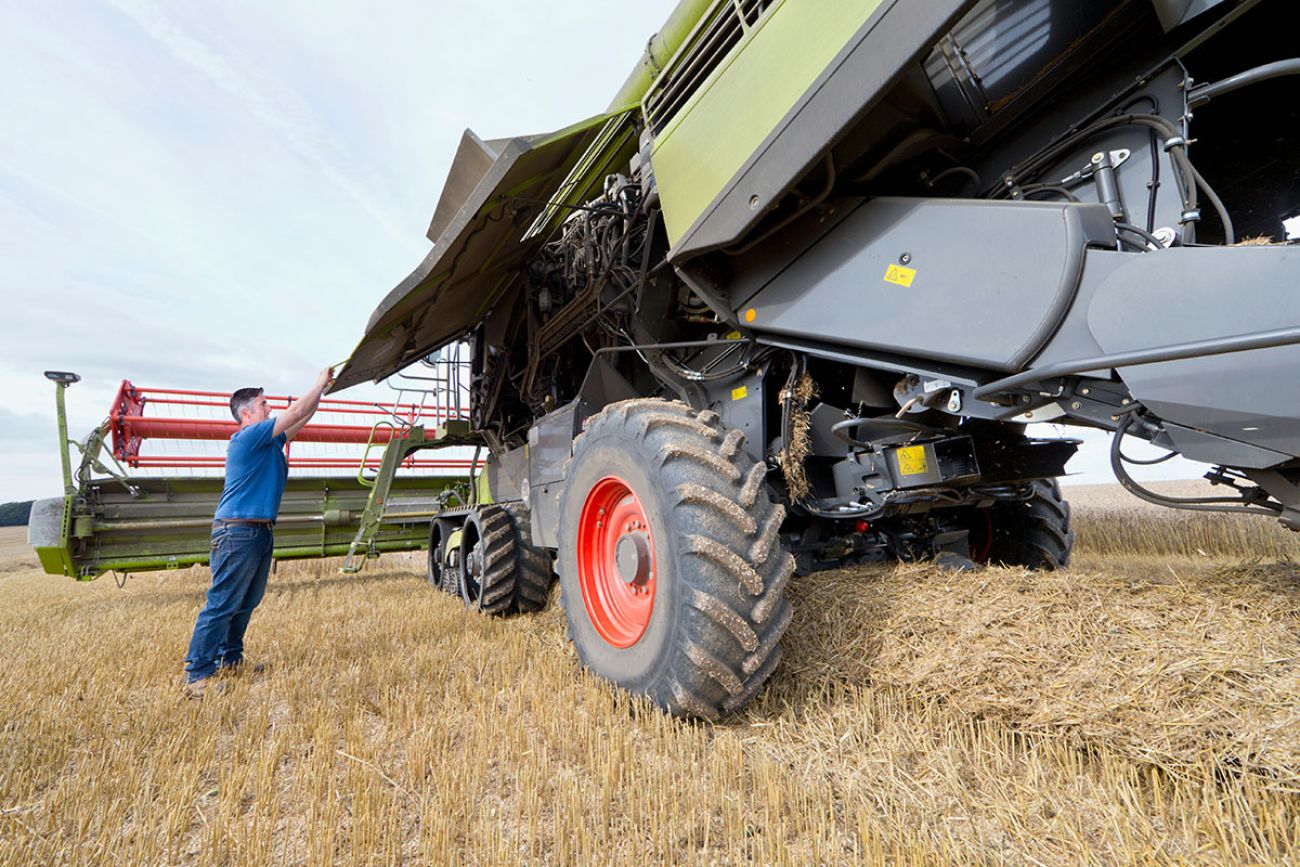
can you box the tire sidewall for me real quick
[558,428,682,694]
[427,522,445,586]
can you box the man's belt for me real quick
[213,518,274,526]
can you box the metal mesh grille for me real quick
[643,0,774,136]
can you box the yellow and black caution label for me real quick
[731,385,748,401]
[895,445,929,476]
[883,264,917,287]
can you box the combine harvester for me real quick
[34,0,1300,717]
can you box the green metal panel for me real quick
[650,0,885,245]
[605,0,717,111]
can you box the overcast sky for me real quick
[0,0,1201,503]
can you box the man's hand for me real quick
[274,365,337,441]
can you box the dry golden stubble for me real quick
[1,511,1299,865]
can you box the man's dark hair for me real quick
[229,387,264,421]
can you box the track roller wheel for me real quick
[557,398,793,720]
[458,506,518,616]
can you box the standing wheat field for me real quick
[2,485,1299,865]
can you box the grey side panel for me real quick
[27,497,64,547]
[666,0,974,261]
[525,404,581,550]
[1164,423,1290,469]
[742,198,1114,372]
[1087,245,1300,458]
[486,447,528,503]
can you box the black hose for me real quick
[1115,222,1167,250]
[1020,184,1080,203]
[1188,59,1300,108]
[1109,414,1279,516]
[999,114,1198,238]
[1144,130,1160,234]
[831,415,933,448]
[928,166,982,192]
[1189,163,1235,244]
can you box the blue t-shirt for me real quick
[213,419,289,521]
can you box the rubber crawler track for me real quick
[464,505,519,616]
[503,502,553,614]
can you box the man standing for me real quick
[183,367,334,696]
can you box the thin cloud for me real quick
[104,0,423,259]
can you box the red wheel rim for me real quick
[576,476,657,648]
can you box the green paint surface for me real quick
[650,0,884,244]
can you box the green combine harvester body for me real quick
[34,0,1300,719]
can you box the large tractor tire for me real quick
[503,502,554,613]
[556,398,793,720]
[458,506,519,616]
[982,478,1074,570]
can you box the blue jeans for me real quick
[184,523,273,682]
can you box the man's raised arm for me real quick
[273,367,335,441]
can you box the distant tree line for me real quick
[0,501,34,526]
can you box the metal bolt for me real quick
[1024,411,1034,418]
[899,253,912,265]
[1121,398,1131,405]
[1071,402,1082,410]
[1111,415,1119,421]
[748,195,760,210]
[1080,387,1091,396]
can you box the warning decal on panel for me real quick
[731,385,748,401]
[896,445,929,476]
[883,264,917,287]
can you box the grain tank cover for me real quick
[332,113,622,391]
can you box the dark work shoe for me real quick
[217,660,267,677]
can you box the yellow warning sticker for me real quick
[884,264,917,287]
[725,331,743,340]
[896,445,929,476]
[731,385,748,401]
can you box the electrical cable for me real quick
[1189,163,1235,244]
[928,165,982,192]
[724,153,836,256]
[1020,184,1080,202]
[1115,222,1167,250]
[997,114,1199,239]
[1109,413,1279,516]
[777,353,880,521]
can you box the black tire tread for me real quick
[987,479,1074,570]
[464,506,518,616]
[503,502,554,614]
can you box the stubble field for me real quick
[2,483,1299,865]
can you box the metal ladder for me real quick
[340,347,478,573]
